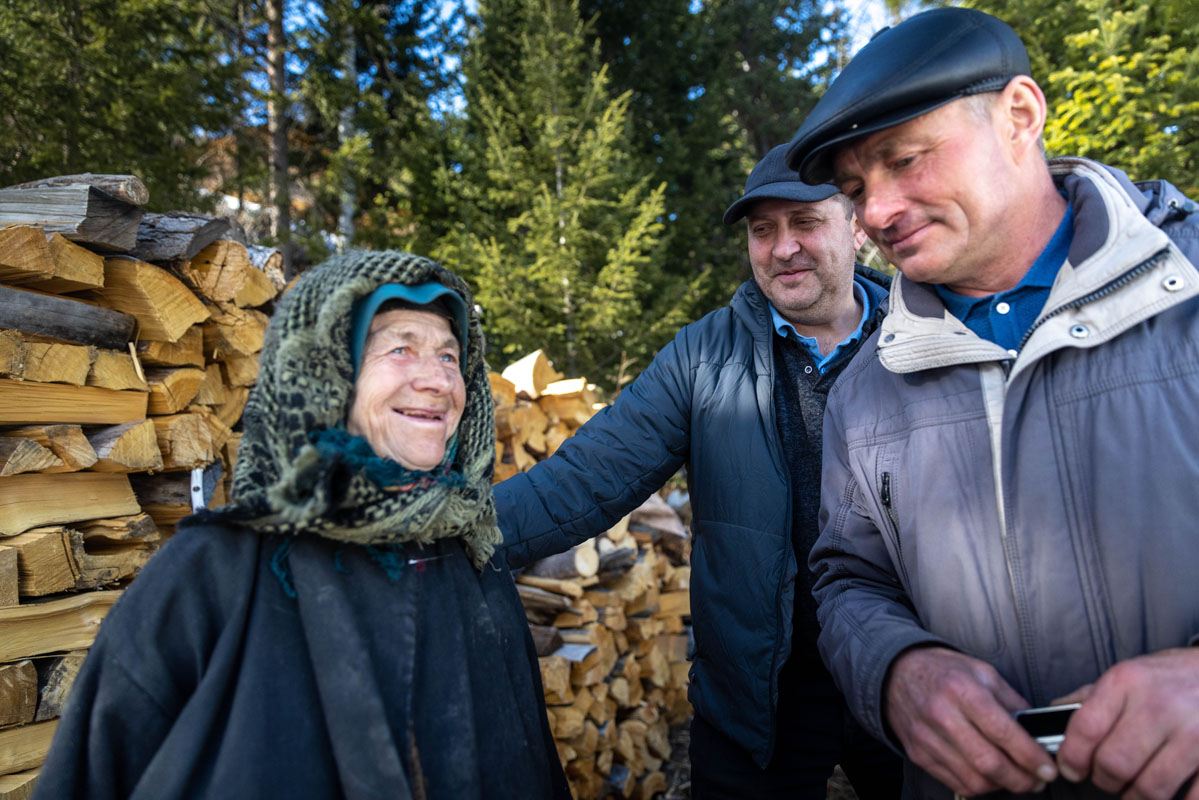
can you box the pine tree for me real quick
[437,0,694,387]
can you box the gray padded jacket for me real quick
[812,158,1199,799]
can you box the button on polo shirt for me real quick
[769,277,873,374]
[935,203,1075,353]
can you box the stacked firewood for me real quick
[491,351,694,800]
[0,174,281,793]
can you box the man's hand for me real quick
[885,646,1057,796]
[1055,648,1199,800]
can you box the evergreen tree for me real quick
[438,0,694,387]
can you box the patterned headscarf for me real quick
[215,250,501,568]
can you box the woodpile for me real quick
[492,350,694,799]
[0,174,281,791]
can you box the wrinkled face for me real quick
[746,195,862,327]
[347,309,466,471]
[831,98,1015,288]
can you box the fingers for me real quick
[1051,682,1095,706]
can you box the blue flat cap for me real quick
[784,8,1029,184]
[723,143,839,225]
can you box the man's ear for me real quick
[1000,75,1048,164]
[852,214,869,251]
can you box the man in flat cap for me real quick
[495,144,902,797]
[785,6,1199,800]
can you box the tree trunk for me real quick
[265,0,291,276]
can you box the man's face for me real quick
[831,98,1015,290]
[347,309,466,471]
[745,195,862,327]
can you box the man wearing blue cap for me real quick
[786,7,1199,799]
[495,144,901,797]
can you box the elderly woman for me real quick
[34,252,570,800]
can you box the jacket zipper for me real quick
[880,472,909,585]
[1015,248,1169,352]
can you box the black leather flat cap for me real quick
[784,7,1029,184]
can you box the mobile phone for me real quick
[1014,703,1081,754]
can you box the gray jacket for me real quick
[811,158,1199,799]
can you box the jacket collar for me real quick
[876,158,1199,376]
[731,264,891,337]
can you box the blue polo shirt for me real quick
[935,204,1075,354]
[769,277,874,374]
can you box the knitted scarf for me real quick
[204,250,502,569]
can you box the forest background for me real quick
[1,0,1196,389]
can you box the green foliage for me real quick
[0,0,243,209]
[437,0,696,387]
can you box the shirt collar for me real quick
[769,277,872,372]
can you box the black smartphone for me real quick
[1014,703,1081,753]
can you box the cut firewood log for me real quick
[0,439,62,476]
[0,227,54,285]
[516,583,574,617]
[4,425,97,472]
[87,349,147,392]
[5,174,148,207]
[128,211,229,263]
[501,350,563,400]
[135,326,203,368]
[0,378,147,426]
[128,472,193,530]
[245,244,285,290]
[86,419,162,472]
[151,412,217,470]
[633,770,667,800]
[0,591,121,661]
[654,590,690,619]
[145,367,205,415]
[219,353,258,387]
[550,705,586,739]
[33,651,87,722]
[539,655,573,705]
[554,598,599,629]
[524,541,599,580]
[92,257,210,342]
[544,421,570,456]
[529,624,565,657]
[0,182,143,251]
[0,331,21,376]
[181,241,277,308]
[74,513,159,546]
[515,573,584,598]
[0,472,138,536]
[213,386,249,430]
[0,531,78,596]
[0,767,39,799]
[506,439,537,472]
[38,233,105,294]
[0,719,56,778]
[0,662,37,728]
[13,341,92,386]
[0,550,16,608]
[542,377,599,406]
[192,407,232,451]
[202,304,268,360]
[539,392,594,428]
[17,523,153,591]
[488,372,517,407]
[192,363,228,406]
[0,285,135,351]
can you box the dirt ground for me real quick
[660,724,861,800]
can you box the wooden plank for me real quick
[0,379,147,425]
[4,174,148,206]
[0,184,143,252]
[0,720,55,778]
[128,211,229,262]
[0,285,135,350]
[0,662,36,728]
[92,257,209,342]
[0,472,139,536]
[0,592,120,661]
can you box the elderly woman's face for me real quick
[347,308,466,471]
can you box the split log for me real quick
[550,706,586,740]
[0,183,143,251]
[93,257,209,342]
[16,524,153,591]
[0,472,139,536]
[544,422,570,456]
[0,439,61,477]
[525,541,599,580]
[128,472,194,530]
[0,591,121,661]
[488,372,517,407]
[0,719,56,778]
[129,211,229,263]
[12,341,92,386]
[87,349,147,391]
[202,305,268,360]
[34,652,87,722]
[0,285,135,350]
[529,624,565,657]
[135,326,203,367]
[145,367,205,415]
[38,234,105,293]
[0,227,53,285]
[501,349,563,400]
[246,244,285,290]
[516,574,584,598]
[150,412,217,470]
[0,531,77,596]
[0,662,37,728]
[0,332,21,376]
[0,551,15,609]
[4,174,148,206]
[0,379,147,425]
[539,655,573,705]
[181,241,277,307]
[86,419,162,472]
[4,425,97,472]
[0,768,39,799]
[539,393,594,428]
[192,363,228,406]
[219,353,258,387]
[213,386,249,430]
[73,513,159,546]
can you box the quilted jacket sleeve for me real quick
[494,334,694,570]
[810,390,949,749]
